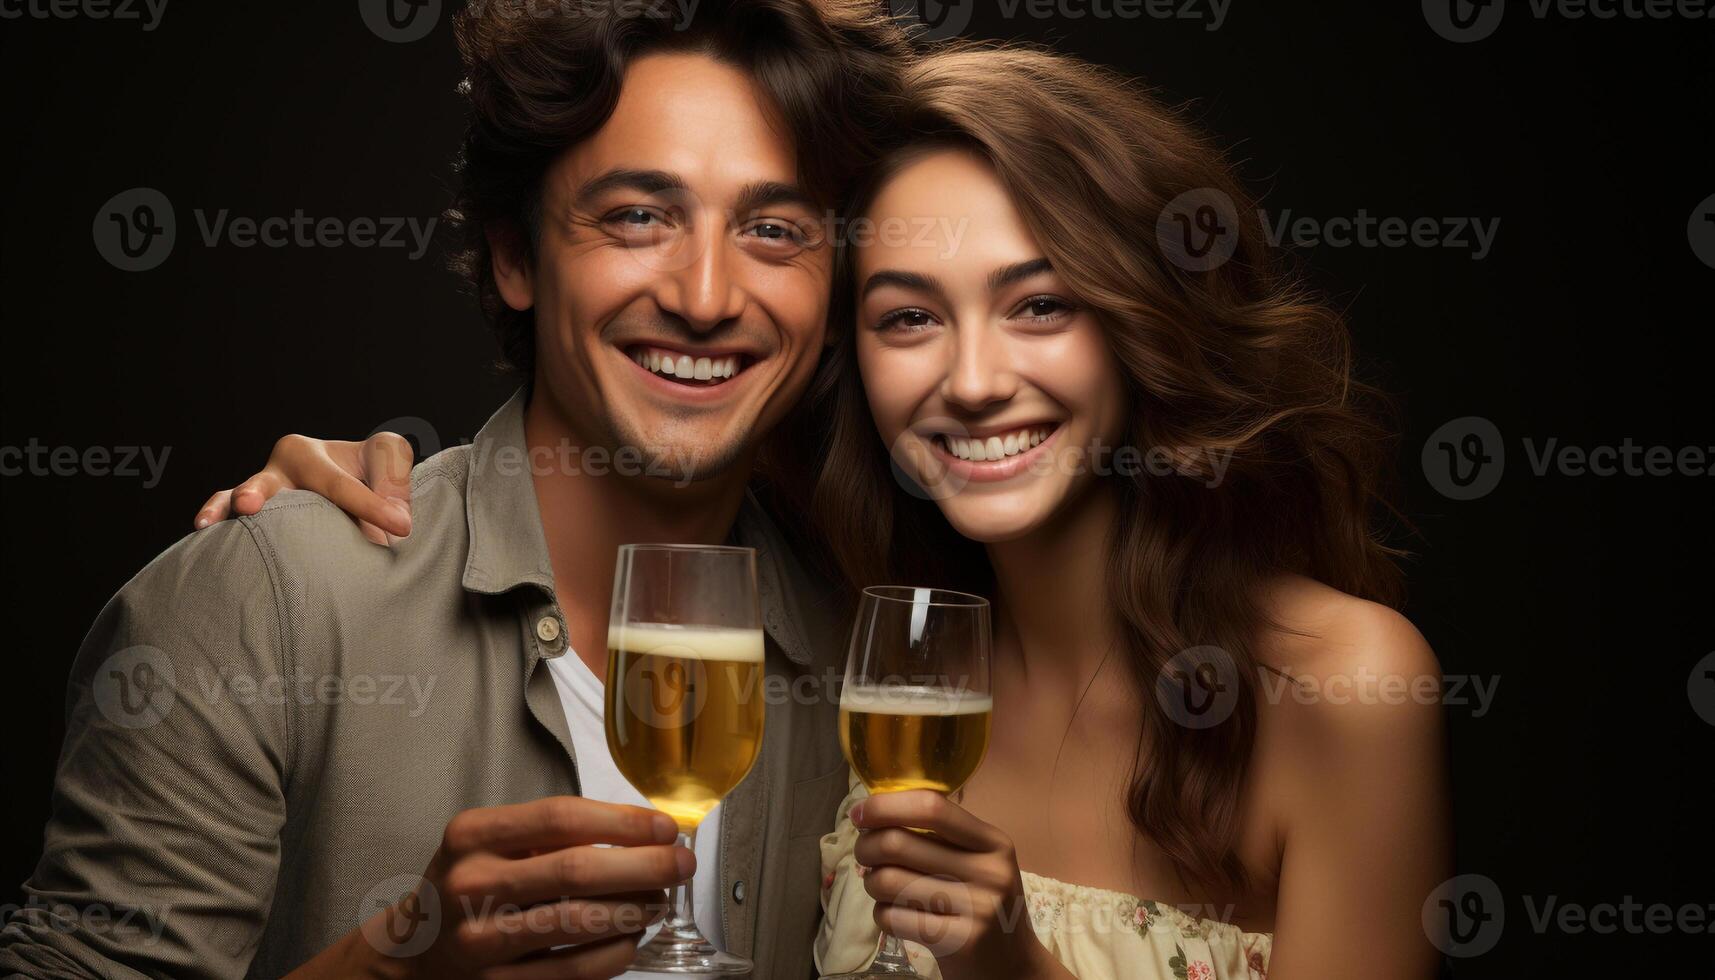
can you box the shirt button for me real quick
[536,616,562,643]
[732,880,746,904]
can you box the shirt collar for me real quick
[460,389,837,668]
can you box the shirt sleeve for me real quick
[0,519,293,979]
[812,774,941,979]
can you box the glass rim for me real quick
[617,543,756,556]
[861,584,990,608]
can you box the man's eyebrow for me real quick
[573,168,688,205]
[860,269,945,302]
[733,180,820,216]
[987,258,1054,291]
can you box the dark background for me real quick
[2,1,1711,975]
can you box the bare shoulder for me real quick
[1253,573,1438,685]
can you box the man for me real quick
[0,2,908,977]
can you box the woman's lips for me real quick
[927,424,1063,483]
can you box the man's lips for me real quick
[621,342,758,388]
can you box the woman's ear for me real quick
[487,222,534,312]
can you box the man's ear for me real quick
[487,222,534,312]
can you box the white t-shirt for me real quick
[544,649,726,971]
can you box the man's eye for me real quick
[613,208,659,226]
[744,220,813,248]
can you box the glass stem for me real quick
[659,829,699,939]
[869,933,918,972]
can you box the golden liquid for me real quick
[840,686,993,795]
[605,625,765,831]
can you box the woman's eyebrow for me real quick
[987,257,1053,291]
[860,269,944,302]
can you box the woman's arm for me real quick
[193,432,416,545]
[1262,600,1452,980]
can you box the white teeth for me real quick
[632,347,745,383]
[943,426,1053,461]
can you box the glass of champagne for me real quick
[606,544,766,974]
[823,586,994,980]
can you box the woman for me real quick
[199,44,1448,980]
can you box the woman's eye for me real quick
[877,308,938,333]
[1014,295,1073,320]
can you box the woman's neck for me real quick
[984,481,1123,684]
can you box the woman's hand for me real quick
[851,790,1072,980]
[193,433,416,546]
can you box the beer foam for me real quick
[841,685,993,715]
[607,623,766,663]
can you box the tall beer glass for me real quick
[606,544,765,974]
[823,586,993,980]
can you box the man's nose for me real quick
[656,227,746,333]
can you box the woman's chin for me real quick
[938,497,1055,546]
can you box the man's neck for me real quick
[523,393,753,678]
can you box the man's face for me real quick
[505,52,832,483]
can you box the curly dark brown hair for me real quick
[446,0,912,378]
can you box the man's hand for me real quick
[300,797,692,980]
[852,791,1072,980]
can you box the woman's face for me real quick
[853,148,1130,544]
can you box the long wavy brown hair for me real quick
[766,42,1408,893]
